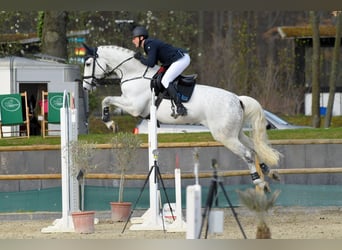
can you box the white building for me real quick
[0,56,88,136]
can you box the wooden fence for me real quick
[1,167,341,180]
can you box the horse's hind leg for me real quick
[239,136,280,182]
[239,131,280,181]
[221,137,270,192]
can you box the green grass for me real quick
[88,115,140,134]
[1,127,342,147]
[0,115,341,147]
[266,127,342,140]
[282,115,342,128]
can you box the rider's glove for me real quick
[134,52,142,60]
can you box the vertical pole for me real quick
[186,149,202,238]
[186,184,202,239]
[174,167,182,222]
[166,164,187,232]
[148,90,159,225]
[61,90,79,228]
[41,90,79,233]
[60,102,70,226]
[130,90,164,230]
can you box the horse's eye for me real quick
[85,62,91,67]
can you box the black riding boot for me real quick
[167,83,187,116]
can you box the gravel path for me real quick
[0,207,341,239]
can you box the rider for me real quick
[131,26,190,116]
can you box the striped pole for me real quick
[41,90,79,233]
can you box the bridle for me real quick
[82,51,151,89]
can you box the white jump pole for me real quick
[130,90,163,230]
[166,154,187,232]
[41,90,79,233]
[186,150,202,239]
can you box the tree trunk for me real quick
[324,12,342,128]
[41,11,68,60]
[118,171,125,203]
[310,11,321,128]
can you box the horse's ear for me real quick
[82,43,96,56]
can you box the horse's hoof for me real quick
[263,182,271,193]
[112,122,119,133]
[104,120,114,130]
[268,170,281,181]
[256,181,271,193]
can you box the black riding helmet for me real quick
[132,26,149,39]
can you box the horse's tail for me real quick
[239,95,281,166]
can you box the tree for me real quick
[324,11,342,128]
[310,11,321,128]
[111,132,141,203]
[41,11,68,60]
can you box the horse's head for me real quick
[82,44,156,94]
[82,44,114,91]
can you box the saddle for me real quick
[151,66,197,107]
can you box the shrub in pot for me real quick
[110,132,141,222]
[69,140,97,233]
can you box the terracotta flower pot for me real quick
[71,210,95,233]
[110,202,132,222]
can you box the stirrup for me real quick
[177,105,187,116]
[170,100,187,118]
[171,105,178,118]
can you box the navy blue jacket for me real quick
[139,38,187,67]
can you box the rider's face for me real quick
[132,36,140,48]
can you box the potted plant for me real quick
[69,140,98,233]
[110,132,142,222]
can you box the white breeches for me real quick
[161,53,190,88]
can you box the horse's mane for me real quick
[96,44,158,78]
[98,45,134,56]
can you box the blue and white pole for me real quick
[41,90,79,233]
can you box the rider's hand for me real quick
[134,52,142,60]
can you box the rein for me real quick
[120,66,151,85]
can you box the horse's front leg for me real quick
[101,96,126,130]
[101,96,141,130]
